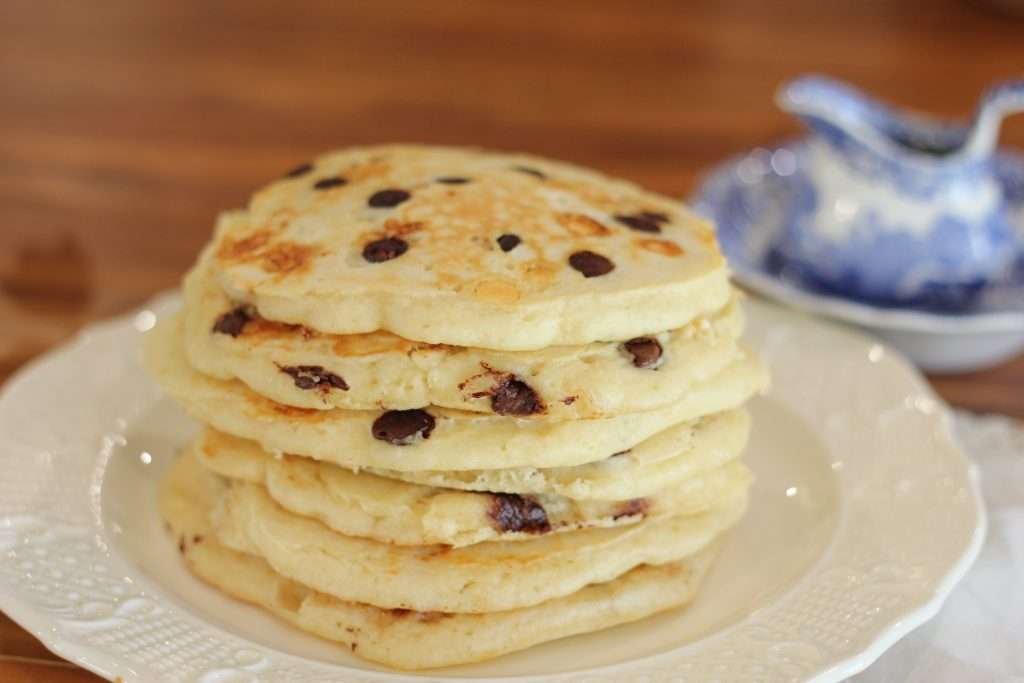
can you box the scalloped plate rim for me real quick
[0,292,986,682]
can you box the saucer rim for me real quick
[734,266,1024,333]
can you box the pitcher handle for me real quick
[963,78,1024,159]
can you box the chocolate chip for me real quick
[436,176,470,184]
[284,163,313,178]
[622,337,663,368]
[491,377,544,416]
[511,165,546,179]
[280,365,349,392]
[368,189,411,208]
[489,494,551,533]
[362,237,408,263]
[568,250,614,277]
[372,409,435,445]
[623,337,666,370]
[497,234,521,252]
[313,176,347,190]
[613,498,650,520]
[614,213,662,233]
[639,210,670,224]
[212,306,252,337]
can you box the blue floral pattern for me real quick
[692,140,1024,316]
[762,76,1024,305]
[779,76,1015,198]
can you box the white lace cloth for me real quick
[854,411,1024,682]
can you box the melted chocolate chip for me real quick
[284,163,313,178]
[416,611,449,623]
[386,608,446,623]
[489,494,551,533]
[436,176,470,184]
[622,337,663,368]
[568,250,615,278]
[372,409,436,445]
[511,165,546,179]
[362,237,409,263]
[613,498,650,520]
[613,213,662,233]
[491,377,544,416]
[280,365,349,392]
[496,233,521,252]
[368,189,411,208]
[313,176,347,190]
[212,307,252,337]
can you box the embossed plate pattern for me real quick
[0,294,984,682]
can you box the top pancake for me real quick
[207,145,731,350]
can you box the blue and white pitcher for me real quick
[774,75,1024,307]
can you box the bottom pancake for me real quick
[161,459,719,670]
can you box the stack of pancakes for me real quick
[145,145,768,670]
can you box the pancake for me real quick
[193,427,751,547]
[178,540,717,671]
[144,313,768,471]
[160,454,718,670]
[151,143,765,671]
[201,458,746,613]
[200,408,750,501]
[184,260,745,418]
[206,145,731,351]
[372,408,751,500]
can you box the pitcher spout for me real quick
[777,75,966,163]
[778,75,1024,165]
[776,76,907,158]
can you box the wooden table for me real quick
[2,1,1022,679]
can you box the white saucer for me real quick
[0,295,985,682]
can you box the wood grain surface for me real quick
[2,0,1022,679]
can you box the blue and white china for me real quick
[773,76,1024,306]
[691,142,1024,372]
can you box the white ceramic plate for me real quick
[0,295,984,682]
